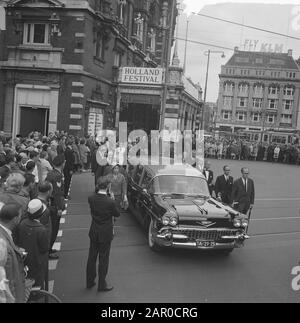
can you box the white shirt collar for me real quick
[0,223,12,239]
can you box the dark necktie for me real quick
[244,180,247,192]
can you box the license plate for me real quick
[196,241,216,248]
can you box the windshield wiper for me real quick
[187,194,209,199]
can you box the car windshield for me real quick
[152,175,210,197]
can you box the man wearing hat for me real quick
[86,177,120,292]
[15,199,49,288]
[46,154,65,259]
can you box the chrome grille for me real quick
[174,229,237,241]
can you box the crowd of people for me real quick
[0,130,123,303]
[204,137,300,165]
[0,129,295,302]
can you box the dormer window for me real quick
[23,23,50,45]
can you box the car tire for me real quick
[148,217,161,252]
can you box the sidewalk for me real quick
[49,172,146,302]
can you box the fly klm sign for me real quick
[120,67,165,85]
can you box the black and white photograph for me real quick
[0,0,300,308]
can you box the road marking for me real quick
[252,216,300,221]
[251,231,300,238]
[256,198,300,201]
[53,242,61,251]
[57,230,63,237]
[49,260,58,271]
[60,218,65,224]
[48,280,54,294]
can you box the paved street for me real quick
[50,160,300,303]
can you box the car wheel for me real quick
[148,217,161,252]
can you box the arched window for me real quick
[117,0,127,24]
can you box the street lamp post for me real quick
[201,50,225,130]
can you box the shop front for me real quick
[116,67,164,134]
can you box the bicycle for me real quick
[25,279,62,303]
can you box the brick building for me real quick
[0,0,177,137]
[216,47,300,143]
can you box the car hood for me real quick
[162,197,232,220]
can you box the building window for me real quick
[236,112,246,121]
[283,100,293,111]
[239,84,249,94]
[253,85,263,96]
[223,96,232,108]
[268,99,278,109]
[147,28,156,52]
[134,13,144,42]
[224,82,234,92]
[266,114,275,124]
[94,32,105,60]
[256,70,265,76]
[23,23,50,45]
[113,52,122,67]
[280,114,292,124]
[117,0,127,24]
[268,86,279,95]
[238,97,248,107]
[222,111,232,120]
[253,98,263,108]
[252,113,260,122]
[286,72,296,78]
[283,86,294,96]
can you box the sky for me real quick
[179,0,300,102]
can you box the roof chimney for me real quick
[288,49,293,57]
[234,46,239,53]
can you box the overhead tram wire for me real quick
[191,12,300,42]
[176,37,233,51]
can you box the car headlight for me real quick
[233,218,242,228]
[162,212,178,226]
[169,217,178,227]
[241,219,249,228]
[162,215,170,226]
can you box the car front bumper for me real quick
[154,228,250,250]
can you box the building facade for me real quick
[0,0,177,137]
[162,48,203,134]
[216,47,300,143]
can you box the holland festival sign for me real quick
[120,67,164,85]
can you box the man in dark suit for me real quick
[86,177,120,292]
[214,165,234,204]
[231,167,255,214]
[46,155,65,259]
[202,160,214,195]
